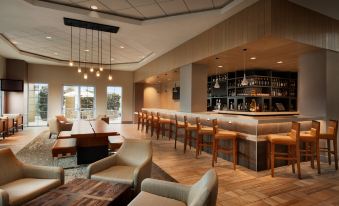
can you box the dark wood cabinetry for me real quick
[207,70,298,112]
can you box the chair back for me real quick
[289,121,300,141]
[327,120,338,138]
[55,115,67,122]
[48,118,60,134]
[0,120,4,132]
[117,139,153,167]
[0,148,23,185]
[310,120,320,138]
[212,119,218,134]
[196,117,202,132]
[8,118,14,129]
[187,169,218,206]
[17,114,23,125]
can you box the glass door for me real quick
[107,86,122,123]
[28,83,48,126]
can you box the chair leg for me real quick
[184,130,188,153]
[296,143,302,179]
[310,143,315,169]
[169,123,172,140]
[174,127,178,149]
[49,133,52,139]
[233,138,237,170]
[316,139,321,174]
[266,142,270,169]
[334,139,338,170]
[214,139,218,164]
[137,120,140,130]
[212,138,216,167]
[151,122,154,137]
[291,145,295,174]
[196,135,200,158]
[156,124,160,140]
[271,143,275,177]
[327,139,331,165]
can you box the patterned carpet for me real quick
[16,130,177,183]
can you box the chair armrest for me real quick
[133,156,152,194]
[0,189,9,206]
[60,122,73,131]
[141,178,190,203]
[22,164,64,185]
[86,154,118,178]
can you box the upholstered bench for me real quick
[57,131,72,139]
[52,138,77,164]
[108,136,124,153]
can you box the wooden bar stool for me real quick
[183,116,198,153]
[212,119,238,170]
[145,112,153,134]
[141,111,148,131]
[150,112,160,139]
[299,120,321,174]
[158,114,172,140]
[268,122,301,179]
[320,120,338,170]
[196,117,214,158]
[174,115,185,149]
[137,112,143,130]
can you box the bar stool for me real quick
[268,122,301,179]
[137,112,143,130]
[184,116,198,153]
[174,115,185,149]
[196,117,214,158]
[141,111,148,131]
[299,121,321,174]
[158,114,172,140]
[212,119,238,169]
[150,112,160,138]
[145,112,153,134]
[320,120,338,170]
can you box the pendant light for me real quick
[173,82,178,93]
[241,48,249,86]
[89,29,94,72]
[108,32,112,81]
[83,28,88,80]
[77,27,81,73]
[214,66,220,89]
[96,30,100,77]
[69,26,73,67]
[99,31,103,72]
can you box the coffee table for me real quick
[23,178,131,206]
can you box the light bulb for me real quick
[90,67,94,72]
[99,67,103,71]
[108,74,112,81]
[84,73,88,79]
[69,61,73,67]
[77,67,82,73]
[96,71,100,77]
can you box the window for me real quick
[28,83,48,126]
[107,86,122,123]
[63,86,95,120]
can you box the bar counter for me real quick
[142,108,324,171]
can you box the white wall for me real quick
[27,64,134,122]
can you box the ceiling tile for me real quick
[114,7,144,19]
[157,0,188,15]
[184,0,213,11]
[136,4,165,18]
[98,0,132,10]
[128,0,156,7]
[212,0,233,8]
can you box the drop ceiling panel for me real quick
[128,0,155,7]
[136,4,165,18]
[157,0,188,15]
[213,0,233,7]
[99,0,131,10]
[114,7,144,19]
[185,0,214,11]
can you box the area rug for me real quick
[16,130,177,183]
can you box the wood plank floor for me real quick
[3,124,339,205]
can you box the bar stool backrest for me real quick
[310,120,320,138]
[328,120,338,137]
[290,121,300,141]
[212,119,218,134]
[196,117,202,131]
[175,114,179,126]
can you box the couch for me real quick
[128,169,218,206]
[0,148,64,206]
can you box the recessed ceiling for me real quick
[0,0,257,71]
[196,37,320,75]
[42,0,234,20]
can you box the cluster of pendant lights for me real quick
[213,48,248,89]
[68,26,113,81]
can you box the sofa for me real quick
[0,148,64,206]
[128,169,218,206]
[86,139,152,194]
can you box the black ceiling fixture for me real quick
[64,17,119,33]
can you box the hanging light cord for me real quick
[97,30,100,68]
[91,29,93,67]
[85,28,87,69]
[110,32,111,73]
[70,26,72,62]
[78,27,80,67]
[101,31,103,67]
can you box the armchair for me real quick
[87,139,152,194]
[0,148,64,206]
[48,118,60,138]
[55,115,73,131]
[128,169,218,206]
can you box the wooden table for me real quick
[71,120,119,164]
[23,178,131,206]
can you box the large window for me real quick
[28,83,48,126]
[63,86,95,120]
[107,86,122,123]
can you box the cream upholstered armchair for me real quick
[0,148,64,206]
[48,118,60,138]
[128,169,218,206]
[86,139,152,194]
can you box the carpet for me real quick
[16,130,177,183]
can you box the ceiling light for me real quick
[69,26,73,67]
[78,67,82,73]
[119,46,124,49]
[69,61,74,67]
[277,61,283,64]
[99,67,103,71]
[111,58,114,60]
[46,36,52,39]
[250,57,256,60]
[108,74,112,81]
[90,5,98,10]
[217,65,223,68]
[90,67,94,72]
[241,49,249,86]
[12,41,18,44]
[84,73,88,79]
[54,52,58,55]
[84,49,89,52]
[96,71,100,77]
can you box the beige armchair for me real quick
[0,148,64,206]
[55,115,73,131]
[128,169,218,206]
[48,118,60,138]
[86,139,152,194]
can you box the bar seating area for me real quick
[1,0,339,205]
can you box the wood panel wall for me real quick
[134,0,272,82]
